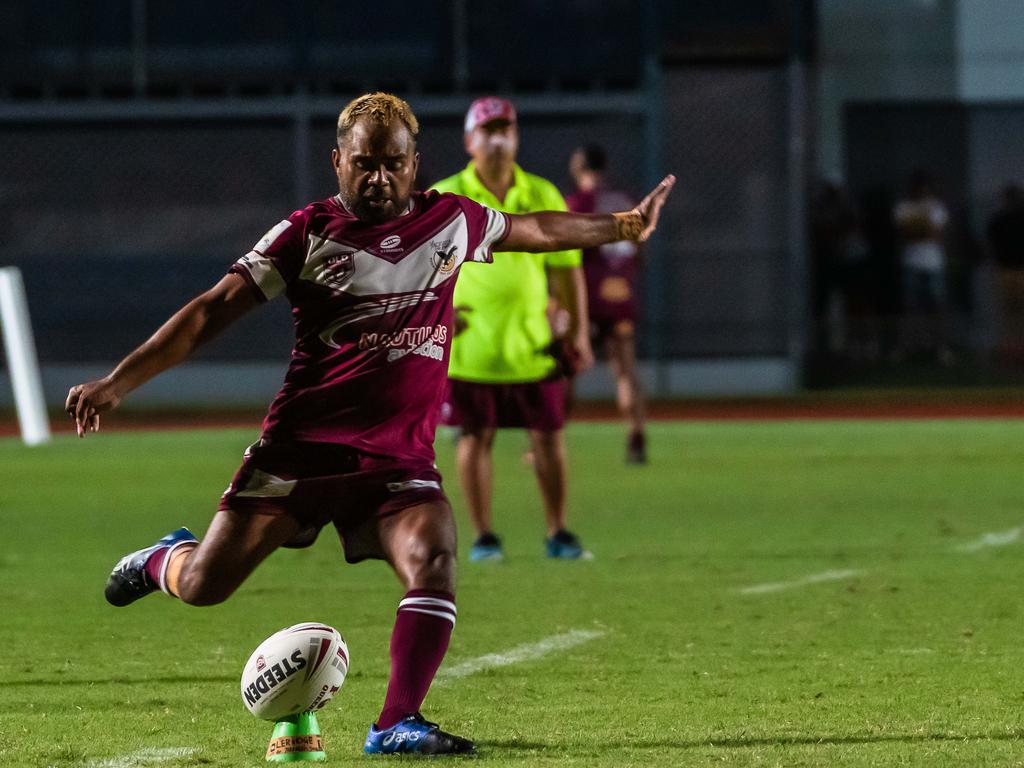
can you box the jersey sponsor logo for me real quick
[430,241,459,274]
[358,324,448,363]
[357,324,448,364]
[387,339,444,362]
[378,235,402,253]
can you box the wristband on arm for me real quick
[612,210,644,241]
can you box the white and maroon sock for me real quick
[376,589,456,730]
[142,540,196,597]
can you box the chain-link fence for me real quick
[0,72,800,366]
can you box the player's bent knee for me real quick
[415,543,456,575]
[460,429,496,451]
[405,545,457,592]
[530,429,562,453]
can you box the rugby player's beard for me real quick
[339,190,408,224]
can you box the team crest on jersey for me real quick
[430,240,459,274]
[322,251,354,287]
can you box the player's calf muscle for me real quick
[171,548,247,606]
[175,565,239,606]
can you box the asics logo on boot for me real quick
[383,731,422,747]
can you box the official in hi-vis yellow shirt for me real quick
[432,95,594,565]
[432,162,581,384]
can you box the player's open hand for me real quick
[453,305,471,336]
[635,174,676,242]
[570,332,595,375]
[65,378,122,438]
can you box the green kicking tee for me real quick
[432,163,581,383]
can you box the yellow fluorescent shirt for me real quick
[431,163,581,383]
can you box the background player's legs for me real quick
[607,325,647,462]
[456,428,496,538]
[171,509,302,605]
[527,428,568,535]
[376,500,458,729]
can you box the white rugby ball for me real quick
[241,622,349,721]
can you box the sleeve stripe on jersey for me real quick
[253,219,293,256]
[228,264,269,303]
[495,210,511,243]
[232,251,287,301]
[472,208,510,263]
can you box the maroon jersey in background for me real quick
[565,187,640,333]
[229,190,508,462]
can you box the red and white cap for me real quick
[464,96,517,133]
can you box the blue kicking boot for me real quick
[364,713,476,755]
[104,527,197,607]
[545,528,593,560]
[469,532,504,562]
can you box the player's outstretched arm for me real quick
[65,273,260,438]
[500,174,675,253]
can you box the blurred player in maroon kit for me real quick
[566,145,648,463]
[65,93,674,756]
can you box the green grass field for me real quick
[2,419,1023,767]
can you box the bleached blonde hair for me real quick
[337,92,419,146]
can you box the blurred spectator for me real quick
[986,183,1024,361]
[893,170,954,364]
[857,184,902,361]
[810,179,872,360]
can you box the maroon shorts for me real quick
[219,439,447,563]
[443,377,566,433]
[587,273,638,345]
[590,314,637,348]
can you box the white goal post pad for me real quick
[0,267,51,445]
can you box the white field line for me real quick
[85,747,198,768]
[438,629,605,683]
[955,527,1021,552]
[739,569,865,595]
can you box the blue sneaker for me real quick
[469,532,504,562]
[364,714,475,755]
[545,529,593,560]
[104,527,197,607]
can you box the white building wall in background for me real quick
[958,0,1024,99]
[817,0,959,179]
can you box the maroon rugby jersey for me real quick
[229,191,508,461]
[566,187,640,322]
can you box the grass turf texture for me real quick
[1,420,1022,767]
